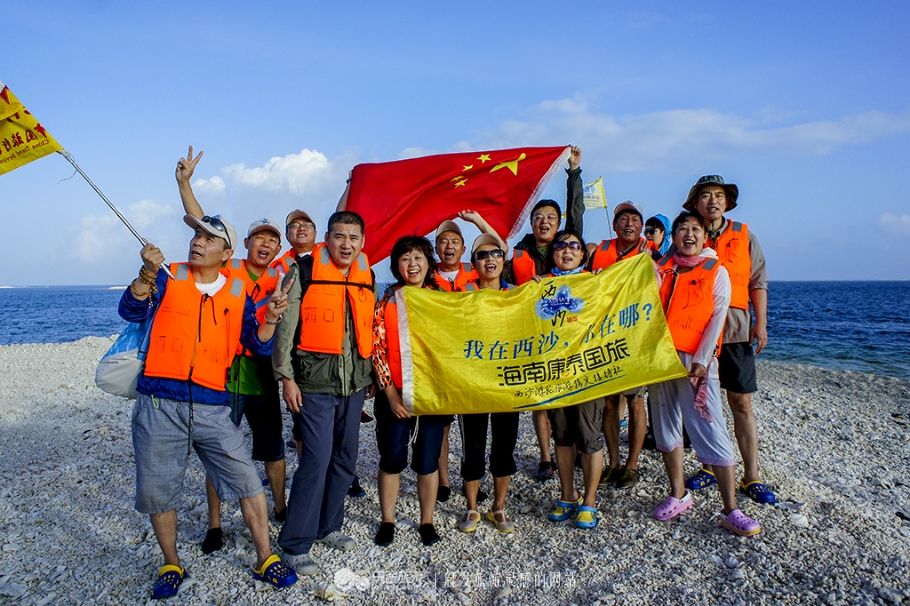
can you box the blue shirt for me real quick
[118,268,273,405]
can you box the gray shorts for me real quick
[547,399,605,454]
[131,394,263,514]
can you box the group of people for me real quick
[118,146,774,600]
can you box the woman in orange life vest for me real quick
[456,234,520,534]
[370,236,451,547]
[649,211,761,536]
[536,229,605,530]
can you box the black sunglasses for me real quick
[553,240,582,251]
[474,249,504,261]
[202,215,231,248]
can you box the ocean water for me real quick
[1,282,908,380]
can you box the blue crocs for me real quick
[685,468,717,491]
[547,496,582,522]
[573,505,599,529]
[740,480,777,505]
[252,554,299,588]
[151,565,187,600]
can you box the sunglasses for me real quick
[644,227,657,235]
[553,240,582,251]
[474,249,504,261]
[202,215,231,248]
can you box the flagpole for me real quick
[57,150,175,280]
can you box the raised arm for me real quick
[565,145,584,237]
[175,145,205,219]
[457,209,507,251]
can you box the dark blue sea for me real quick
[1,282,908,380]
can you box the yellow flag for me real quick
[0,81,62,175]
[399,253,687,415]
[583,176,607,210]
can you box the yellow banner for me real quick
[399,253,687,415]
[0,81,62,175]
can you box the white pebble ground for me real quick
[1,337,909,605]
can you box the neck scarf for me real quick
[551,265,584,276]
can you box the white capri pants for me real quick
[649,354,735,467]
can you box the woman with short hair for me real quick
[371,236,451,547]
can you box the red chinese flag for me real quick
[344,146,569,263]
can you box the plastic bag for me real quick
[95,317,153,399]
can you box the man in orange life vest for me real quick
[587,201,654,490]
[118,214,296,598]
[503,145,584,481]
[272,211,376,575]
[432,213,507,502]
[175,149,290,551]
[682,175,776,505]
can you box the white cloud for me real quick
[880,212,910,236]
[475,101,910,172]
[69,200,181,265]
[223,148,334,194]
[193,175,225,195]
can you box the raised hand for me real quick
[175,145,204,184]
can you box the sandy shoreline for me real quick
[1,337,909,605]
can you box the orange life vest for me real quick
[297,243,374,359]
[658,255,724,356]
[708,220,751,310]
[269,248,297,274]
[144,263,247,391]
[589,238,649,271]
[382,291,404,390]
[226,259,279,355]
[511,249,538,285]
[433,262,477,292]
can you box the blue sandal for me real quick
[573,505,599,529]
[547,496,582,522]
[685,468,717,491]
[740,480,777,504]
[151,564,187,600]
[252,554,299,588]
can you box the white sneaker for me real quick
[281,551,319,576]
[316,531,356,551]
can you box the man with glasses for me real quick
[681,175,775,505]
[272,210,318,273]
[503,145,584,481]
[118,213,297,599]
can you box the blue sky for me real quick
[2,2,909,284]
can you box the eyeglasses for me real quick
[644,227,657,235]
[531,214,559,223]
[553,240,582,251]
[474,249,504,261]
[202,215,231,248]
[288,221,315,232]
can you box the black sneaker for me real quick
[348,477,366,498]
[201,528,223,554]
[374,522,395,547]
[437,485,451,502]
[418,523,441,546]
